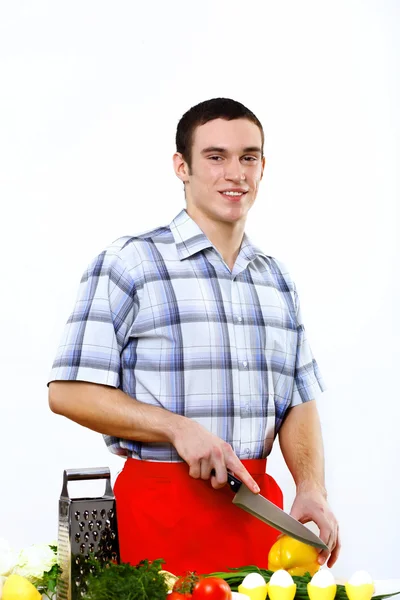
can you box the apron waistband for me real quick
[123,457,267,477]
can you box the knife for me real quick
[225,472,328,551]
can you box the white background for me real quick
[0,0,399,582]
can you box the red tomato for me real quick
[192,577,232,599]
[172,572,198,597]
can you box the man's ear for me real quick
[173,152,190,183]
[260,156,266,181]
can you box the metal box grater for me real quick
[57,467,120,600]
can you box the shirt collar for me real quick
[170,209,267,262]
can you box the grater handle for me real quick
[61,467,113,499]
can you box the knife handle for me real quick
[210,469,242,493]
[227,472,242,492]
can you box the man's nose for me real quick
[224,158,245,182]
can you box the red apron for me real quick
[114,458,283,575]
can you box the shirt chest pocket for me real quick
[263,322,298,400]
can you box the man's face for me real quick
[175,118,265,226]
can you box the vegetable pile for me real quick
[167,571,232,599]
[84,558,168,600]
[204,567,396,600]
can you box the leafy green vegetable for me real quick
[84,558,168,600]
[35,544,62,600]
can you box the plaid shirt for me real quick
[49,209,326,461]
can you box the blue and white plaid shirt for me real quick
[49,209,326,461]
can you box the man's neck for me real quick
[186,208,246,271]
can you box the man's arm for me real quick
[48,381,260,493]
[278,399,340,566]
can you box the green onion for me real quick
[203,567,399,600]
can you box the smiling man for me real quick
[48,98,340,574]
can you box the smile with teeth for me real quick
[221,191,246,196]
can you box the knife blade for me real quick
[226,472,328,551]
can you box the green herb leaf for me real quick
[84,558,168,600]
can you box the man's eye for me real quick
[208,156,223,161]
[243,156,257,162]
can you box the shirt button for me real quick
[237,316,243,323]
[245,448,251,455]
[242,361,248,368]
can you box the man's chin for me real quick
[216,209,247,225]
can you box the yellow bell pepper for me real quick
[268,535,320,577]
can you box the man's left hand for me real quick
[290,486,340,567]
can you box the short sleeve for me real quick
[48,250,138,388]
[290,284,327,407]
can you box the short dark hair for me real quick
[176,97,264,169]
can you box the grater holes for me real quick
[105,519,111,529]
[74,511,80,520]
[96,520,102,530]
[91,509,97,518]
[75,533,80,542]
[100,509,106,519]
[92,531,98,541]
[83,510,89,519]
[79,521,85,531]
[84,532,90,542]
[80,543,86,554]
[108,509,114,518]
[88,520,94,531]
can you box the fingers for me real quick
[228,457,260,494]
[210,462,228,489]
[201,458,228,489]
[188,461,201,480]
[186,439,259,493]
[327,526,341,567]
[318,521,340,565]
[200,458,212,480]
[290,491,340,567]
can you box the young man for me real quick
[48,98,340,574]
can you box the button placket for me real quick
[228,281,242,456]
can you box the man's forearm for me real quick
[48,380,184,444]
[48,380,261,492]
[278,400,327,496]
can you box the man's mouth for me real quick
[219,190,248,199]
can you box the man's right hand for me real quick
[49,382,260,494]
[171,417,260,493]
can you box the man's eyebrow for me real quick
[243,146,263,154]
[201,146,227,154]
[201,146,262,154]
